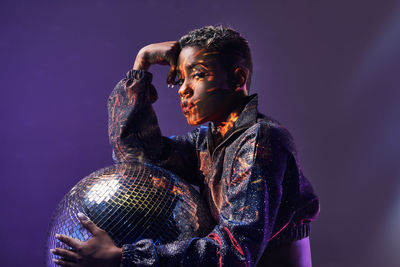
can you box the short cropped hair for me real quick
[179,26,253,90]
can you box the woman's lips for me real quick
[182,106,192,115]
[181,101,195,114]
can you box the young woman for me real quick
[51,26,319,267]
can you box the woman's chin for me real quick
[186,116,206,126]
[187,120,202,126]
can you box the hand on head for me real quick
[133,41,181,85]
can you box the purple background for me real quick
[1,0,399,266]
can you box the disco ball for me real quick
[46,162,214,266]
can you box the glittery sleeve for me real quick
[121,122,319,266]
[107,70,200,185]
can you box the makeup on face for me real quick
[176,46,236,126]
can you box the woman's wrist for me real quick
[110,246,123,267]
[133,50,150,71]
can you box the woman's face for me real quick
[176,46,235,126]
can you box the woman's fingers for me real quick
[55,234,82,251]
[52,257,77,267]
[77,212,102,235]
[167,64,177,85]
[50,248,79,262]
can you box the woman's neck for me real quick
[215,96,248,137]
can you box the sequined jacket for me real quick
[107,70,319,266]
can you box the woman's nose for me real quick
[178,83,193,99]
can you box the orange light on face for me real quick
[192,99,201,105]
[177,46,231,126]
[183,103,207,126]
[177,57,189,84]
[185,100,200,124]
[193,47,207,57]
[218,112,239,137]
[195,62,211,71]
[189,114,208,125]
[202,51,219,57]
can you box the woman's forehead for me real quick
[177,47,220,71]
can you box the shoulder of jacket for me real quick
[178,125,208,146]
[242,118,296,152]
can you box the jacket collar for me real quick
[230,94,259,131]
[207,94,259,152]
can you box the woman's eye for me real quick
[193,72,205,79]
[177,73,205,86]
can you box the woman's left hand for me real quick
[50,213,122,267]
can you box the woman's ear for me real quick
[233,67,248,94]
